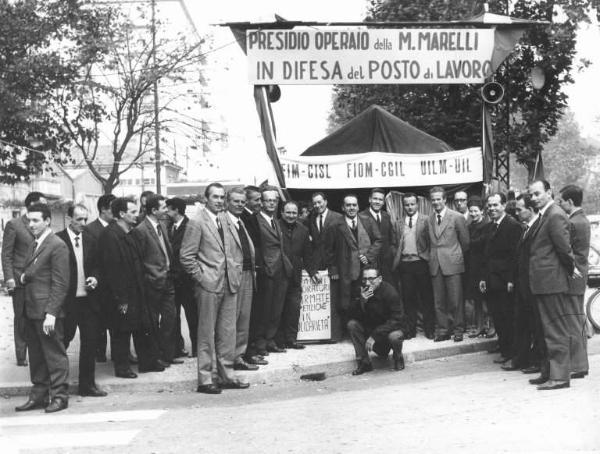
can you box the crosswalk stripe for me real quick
[0,409,165,427]
[4,430,140,449]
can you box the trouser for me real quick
[174,278,197,355]
[63,297,101,389]
[275,281,302,346]
[487,290,515,358]
[431,272,464,336]
[565,294,589,374]
[251,270,288,353]
[400,260,435,335]
[347,319,404,365]
[11,288,28,362]
[146,281,176,362]
[112,328,155,373]
[96,328,111,359]
[195,285,237,386]
[24,316,69,402]
[336,277,362,331]
[512,290,539,368]
[535,293,573,381]
[234,270,254,362]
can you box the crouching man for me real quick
[347,267,408,375]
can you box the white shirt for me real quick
[434,207,447,221]
[404,212,419,226]
[67,227,87,297]
[205,208,220,229]
[539,200,553,217]
[369,208,381,223]
[98,218,109,227]
[172,217,184,231]
[527,214,539,229]
[227,211,240,229]
[260,211,275,227]
[147,216,170,267]
[569,207,582,219]
[316,209,328,231]
[493,213,506,227]
[345,216,358,229]
[34,228,52,251]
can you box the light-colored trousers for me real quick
[234,270,254,362]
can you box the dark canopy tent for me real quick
[288,105,483,211]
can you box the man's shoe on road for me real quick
[571,371,588,379]
[45,397,68,413]
[221,380,250,389]
[169,358,184,365]
[156,359,170,368]
[529,375,549,385]
[245,355,268,366]
[266,345,286,353]
[501,364,520,371]
[352,362,373,376]
[17,359,28,367]
[537,380,570,391]
[453,334,463,342]
[15,399,47,412]
[521,365,541,374]
[493,356,510,364]
[425,331,435,340]
[175,349,188,358]
[196,384,222,394]
[433,334,450,342]
[138,362,166,373]
[393,355,405,371]
[78,386,108,397]
[115,369,138,379]
[285,342,306,349]
[234,361,259,371]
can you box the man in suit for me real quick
[557,184,590,379]
[84,194,115,363]
[393,192,435,339]
[347,267,408,375]
[57,204,106,397]
[15,203,70,413]
[249,186,293,356]
[222,187,257,371]
[276,200,319,349]
[241,185,262,249]
[2,191,47,366]
[360,188,397,285]
[166,197,197,358]
[428,186,469,342]
[453,191,470,223]
[98,197,163,378]
[132,194,179,367]
[479,193,523,364]
[527,179,575,390]
[328,194,382,323]
[180,182,249,394]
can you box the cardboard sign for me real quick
[247,28,496,84]
[297,271,331,341]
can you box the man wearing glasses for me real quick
[454,191,470,223]
[347,267,408,375]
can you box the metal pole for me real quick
[151,0,161,194]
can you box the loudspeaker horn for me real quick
[481,82,505,104]
[267,85,281,103]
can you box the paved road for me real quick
[1,351,598,454]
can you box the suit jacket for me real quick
[221,212,256,284]
[256,212,293,279]
[84,218,106,243]
[180,208,242,293]
[20,232,70,319]
[308,209,344,271]
[1,214,34,287]
[241,209,261,255]
[481,215,523,291]
[428,208,469,277]
[279,219,317,287]
[328,213,382,281]
[567,209,590,295]
[168,215,191,283]
[392,212,430,270]
[528,202,574,295]
[515,221,535,301]
[56,229,100,311]
[132,217,173,290]
[360,209,397,277]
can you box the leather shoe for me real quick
[175,349,189,358]
[501,364,520,371]
[245,355,268,366]
[266,345,286,353]
[433,334,450,342]
[487,346,501,354]
[138,362,165,373]
[393,355,405,371]
[571,371,588,379]
[78,386,107,397]
[425,332,435,340]
[257,349,269,357]
[15,398,47,412]
[537,380,570,390]
[157,359,170,368]
[115,369,137,379]
[453,334,463,342]
[196,384,222,394]
[529,375,549,385]
[493,356,510,364]
[169,358,184,365]
[220,380,250,389]
[285,342,306,350]
[521,365,541,374]
[352,362,373,375]
[234,361,259,371]
[45,397,68,413]
[17,359,28,367]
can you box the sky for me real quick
[174,0,600,181]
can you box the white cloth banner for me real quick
[297,271,331,341]
[281,148,483,189]
[247,28,495,85]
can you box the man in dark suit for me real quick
[84,194,115,363]
[132,194,179,367]
[276,200,319,349]
[57,204,106,397]
[453,190,470,223]
[180,183,249,394]
[15,203,70,413]
[393,192,435,339]
[428,186,470,342]
[347,267,408,375]
[557,184,590,379]
[2,191,47,366]
[166,197,197,358]
[479,193,523,364]
[98,197,163,378]
[328,194,382,323]
[527,179,575,390]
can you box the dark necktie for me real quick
[376,213,381,226]
[74,235,80,248]
[437,214,442,225]
[270,218,276,230]
[216,218,224,243]
[352,219,356,230]
[318,214,323,232]
[408,215,413,229]
[30,240,38,259]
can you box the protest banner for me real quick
[297,270,331,341]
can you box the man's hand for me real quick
[359,254,369,265]
[507,282,514,293]
[330,273,339,281]
[118,303,128,315]
[6,279,15,290]
[310,274,322,285]
[479,280,487,294]
[43,314,56,336]
[365,336,375,352]
[85,277,98,290]
[360,286,374,301]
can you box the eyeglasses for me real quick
[361,276,379,282]
[455,199,467,202]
